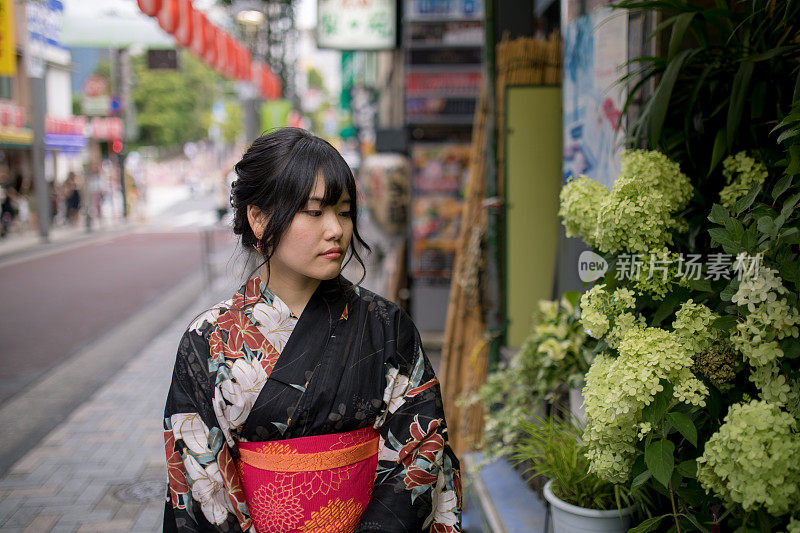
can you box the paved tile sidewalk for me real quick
[0,281,233,533]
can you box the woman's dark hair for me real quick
[231,127,370,289]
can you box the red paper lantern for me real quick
[189,10,207,57]
[215,30,228,74]
[225,34,237,79]
[239,45,252,81]
[174,0,193,47]
[137,0,161,16]
[203,24,218,67]
[157,0,179,34]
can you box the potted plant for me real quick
[513,414,636,533]
[471,293,594,462]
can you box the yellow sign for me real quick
[0,0,15,76]
[0,126,34,146]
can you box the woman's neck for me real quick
[261,264,321,318]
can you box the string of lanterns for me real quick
[136,0,281,100]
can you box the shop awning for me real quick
[0,127,34,147]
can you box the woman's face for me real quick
[268,173,353,283]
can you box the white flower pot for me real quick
[544,480,633,533]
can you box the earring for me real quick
[253,243,263,254]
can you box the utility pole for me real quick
[26,24,49,241]
[112,48,127,219]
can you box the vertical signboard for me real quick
[562,7,627,188]
[317,0,396,50]
[0,0,15,76]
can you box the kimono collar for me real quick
[241,275,352,323]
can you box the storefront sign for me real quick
[317,0,396,50]
[0,0,16,76]
[44,115,87,152]
[404,0,483,21]
[26,0,64,48]
[405,72,481,96]
[89,116,124,140]
[0,103,32,146]
[0,103,24,128]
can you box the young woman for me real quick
[163,128,462,533]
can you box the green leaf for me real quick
[757,215,776,236]
[724,217,745,240]
[677,459,698,479]
[777,127,800,145]
[642,381,674,425]
[727,61,754,149]
[645,439,675,488]
[720,279,739,302]
[734,183,762,214]
[708,128,727,176]
[666,412,698,446]
[772,175,793,200]
[631,469,652,490]
[780,227,800,245]
[708,203,731,224]
[563,291,580,307]
[668,13,695,61]
[629,515,668,533]
[709,227,735,248]
[781,192,800,218]
[648,49,693,148]
[788,146,800,175]
[781,337,800,359]
[712,315,738,331]
[687,278,713,292]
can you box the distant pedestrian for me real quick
[7,188,29,232]
[162,128,462,532]
[1,186,16,238]
[64,172,82,225]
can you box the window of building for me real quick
[0,77,12,99]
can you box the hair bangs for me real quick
[317,152,355,207]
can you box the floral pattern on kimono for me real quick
[163,276,462,532]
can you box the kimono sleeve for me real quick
[163,327,253,533]
[357,310,463,533]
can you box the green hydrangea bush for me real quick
[562,144,800,529]
[554,1,800,529]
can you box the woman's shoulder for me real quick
[350,284,416,330]
[184,296,236,337]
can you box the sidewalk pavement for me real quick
[0,276,234,533]
[0,222,130,263]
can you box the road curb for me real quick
[0,270,206,476]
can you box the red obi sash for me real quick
[237,427,380,533]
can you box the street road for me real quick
[0,229,236,402]
[0,181,241,403]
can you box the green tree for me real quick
[131,50,220,147]
[221,101,242,146]
[307,66,325,91]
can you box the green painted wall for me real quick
[505,86,563,347]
